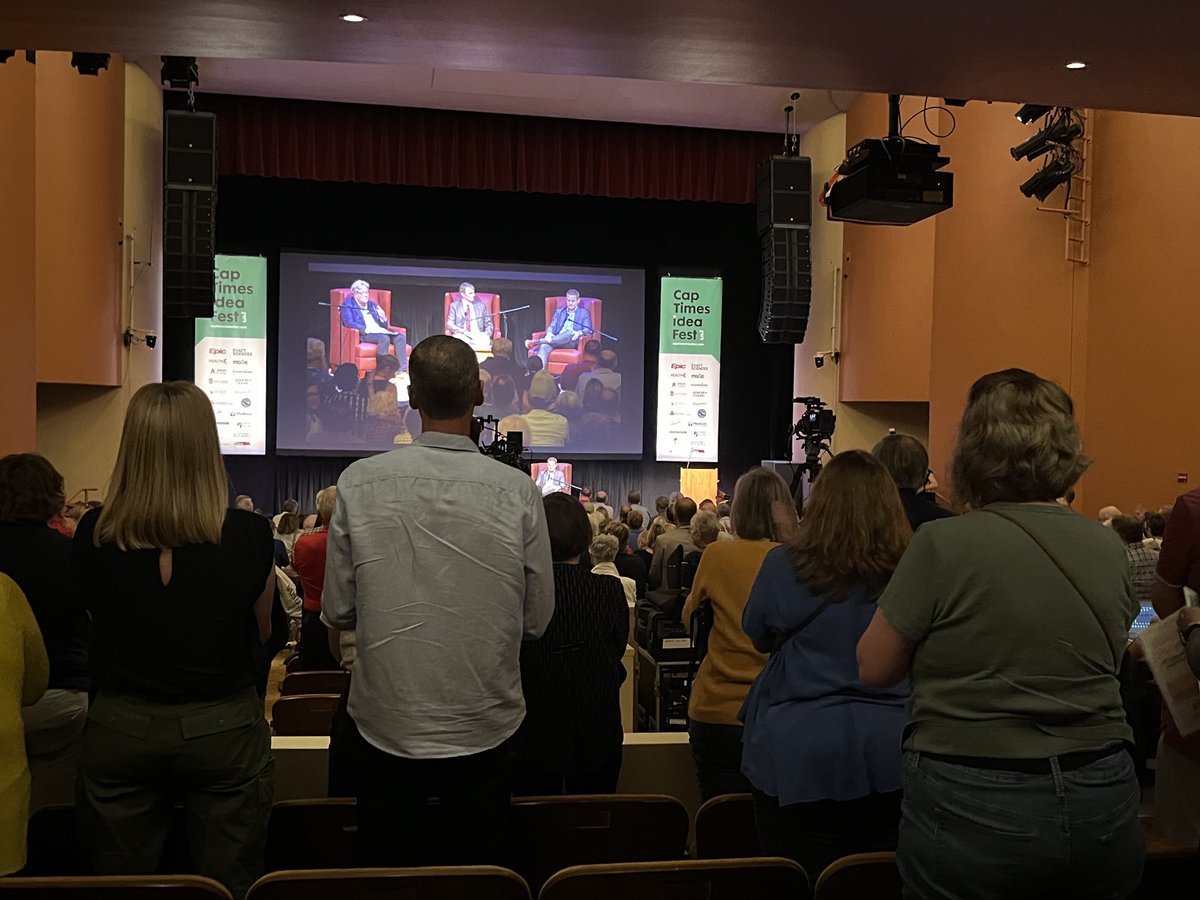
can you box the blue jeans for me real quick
[898,749,1144,900]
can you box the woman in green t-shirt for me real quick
[857,368,1144,900]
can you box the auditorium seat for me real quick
[538,857,810,900]
[0,875,231,899]
[269,694,340,736]
[694,794,760,860]
[499,794,689,894]
[245,867,530,900]
[279,670,350,698]
[264,799,357,872]
[813,852,901,900]
[528,297,603,375]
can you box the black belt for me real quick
[922,743,1126,775]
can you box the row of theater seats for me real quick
[15,794,1195,899]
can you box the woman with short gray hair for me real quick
[857,368,1143,900]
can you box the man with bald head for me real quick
[650,496,699,589]
[323,335,554,867]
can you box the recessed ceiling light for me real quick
[340,13,367,22]
[1065,60,1087,69]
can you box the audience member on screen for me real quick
[741,452,910,876]
[322,335,553,866]
[445,281,494,354]
[480,337,522,383]
[521,355,544,404]
[293,486,341,671]
[1149,483,1200,846]
[526,289,593,368]
[650,497,698,589]
[872,433,955,530]
[516,495,626,796]
[858,368,1144,899]
[535,457,569,496]
[577,349,620,395]
[305,384,325,441]
[550,389,581,425]
[683,466,792,802]
[322,363,369,438]
[358,354,406,445]
[340,279,408,369]
[0,572,48,876]
[73,382,276,899]
[559,339,601,392]
[525,371,569,448]
[580,378,603,411]
[0,454,90,814]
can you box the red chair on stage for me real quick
[328,288,410,378]
[530,461,573,495]
[527,296,603,375]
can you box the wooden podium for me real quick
[679,467,718,504]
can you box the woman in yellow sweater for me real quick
[0,572,50,875]
[683,467,794,801]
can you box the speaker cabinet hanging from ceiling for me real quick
[163,110,217,319]
[756,156,812,344]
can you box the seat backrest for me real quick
[694,794,759,860]
[328,288,392,368]
[444,292,502,336]
[499,795,689,894]
[246,866,530,900]
[813,852,901,900]
[664,543,685,590]
[269,694,340,736]
[0,875,232,899]
[279,670,350,697]
[539,857,810,900]
[264,799,359,872]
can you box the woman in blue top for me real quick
[740,449,912,881]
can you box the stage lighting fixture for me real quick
[1019,156,1076,202]
[1015,104,1051,124]
[70,52,110,75]
[0,50,15,64]
[160,56,199,89]
[1010,117,1083,161]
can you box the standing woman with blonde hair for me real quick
[857,369,1143,899]
[73,382,276,899]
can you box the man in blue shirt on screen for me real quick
[340,279,408,371]
[526,288,592,367]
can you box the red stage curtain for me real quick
[187,93,779,204]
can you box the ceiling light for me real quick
[1065,61,1087,69]
[340,13,366,22]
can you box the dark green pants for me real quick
[77,688,274,899]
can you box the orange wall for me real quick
[35,52,125,386]
[926,101,1082,482]
[0,54,38,454]
[839,94,935,402]
[1083,110,1200,512]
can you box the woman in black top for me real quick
[516,494,628,795]
[73,382,276,900]
[0,453,90,813]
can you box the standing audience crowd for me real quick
[0,349,1180,899]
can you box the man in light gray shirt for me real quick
[322,334,554,866]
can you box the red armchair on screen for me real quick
[443,292,502,339]
[328,289,410,378]
[530,462,573,495]
[528,296,603,375]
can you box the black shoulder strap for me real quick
[981,507,1120,670]
[771,597,834,655]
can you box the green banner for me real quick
[659,276,723,359]
[195,257,268,338]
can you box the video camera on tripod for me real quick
[789,396,836,500]
[474,416,531,474]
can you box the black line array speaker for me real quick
[756,156,813,344]
[164,110,217,319]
